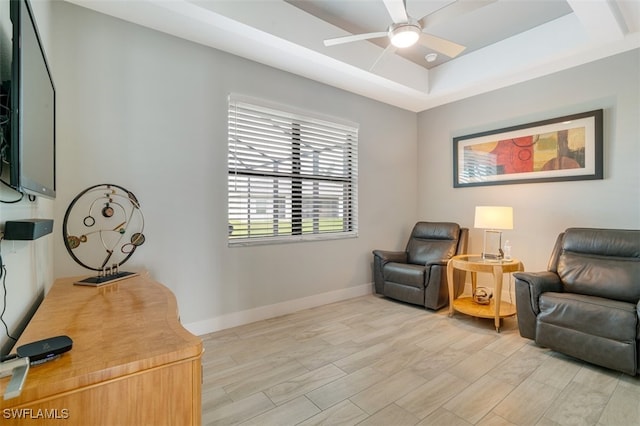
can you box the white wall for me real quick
[417,50,640,280]
[50,2,418,333]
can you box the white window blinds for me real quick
[228,96,358,245]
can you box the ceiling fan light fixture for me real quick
[389,23,421,48]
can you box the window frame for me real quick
[227,95,359,246]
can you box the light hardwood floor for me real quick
[201,294,640,425]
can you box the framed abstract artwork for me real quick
[453,109,603,188]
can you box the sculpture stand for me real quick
[74,264,138,286]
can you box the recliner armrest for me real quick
[372,250,407,264]
[372,250,408,295]
[514,271,563,313]
[513,271,562,340]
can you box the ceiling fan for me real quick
[323,0,496,67]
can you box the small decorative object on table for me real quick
[503,240,512,260]
[63,184,146,286]
[472,287,493,305]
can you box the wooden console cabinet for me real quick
[0,273,202,425]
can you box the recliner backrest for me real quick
[406,222,460,265]
[555,228,640,303]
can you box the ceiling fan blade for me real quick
[419,0,497,29]
[369,43,397,72]
[383,0,409,24]
[418,33,466,58]
[324,31,388,47]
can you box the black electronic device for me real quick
[3,218,54,240]
[16,335,72,364]
[4,0,56,199]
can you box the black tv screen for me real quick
[9,0,56,199]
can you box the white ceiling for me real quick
[64,0,640,112]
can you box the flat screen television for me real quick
[6,0,56,199]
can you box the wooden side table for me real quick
[447,254,524,332]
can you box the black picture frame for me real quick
[453,109,603,188]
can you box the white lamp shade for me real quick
[474,206,513,230]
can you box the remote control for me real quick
[16,335,73,364]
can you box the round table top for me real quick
[448,254,524,272]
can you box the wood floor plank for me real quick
[355,403,420,426]
[492,377,560,425]
[396,372,470,419]
[333,342,394,374]
[305,366,387,410]
[349,370,428,415]
[417,408,473,426]
[265,364,347,405]
[239,396,320,426]
[443,369,515,423]
[223,361,310,402]
[541,381,611,425]
[598,385,640,425]
[203,392,274,426]
[297,400,368,426]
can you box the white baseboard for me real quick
[183,283,373,336]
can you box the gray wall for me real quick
[417,49,640,277]
[50,1,418,332]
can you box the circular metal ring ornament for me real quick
[63,184,146,272]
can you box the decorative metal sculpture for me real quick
[63,184,145,285]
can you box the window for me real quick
[228,96,358,245]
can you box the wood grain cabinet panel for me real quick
[0,273,202,425]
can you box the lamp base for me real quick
[481,251,504,261]
[482,229,504,261]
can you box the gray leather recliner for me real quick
[514,228,640,376]
[373,222,468,310]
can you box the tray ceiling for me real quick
[64,0,640,112]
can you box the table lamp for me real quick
[474,206,513,260]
